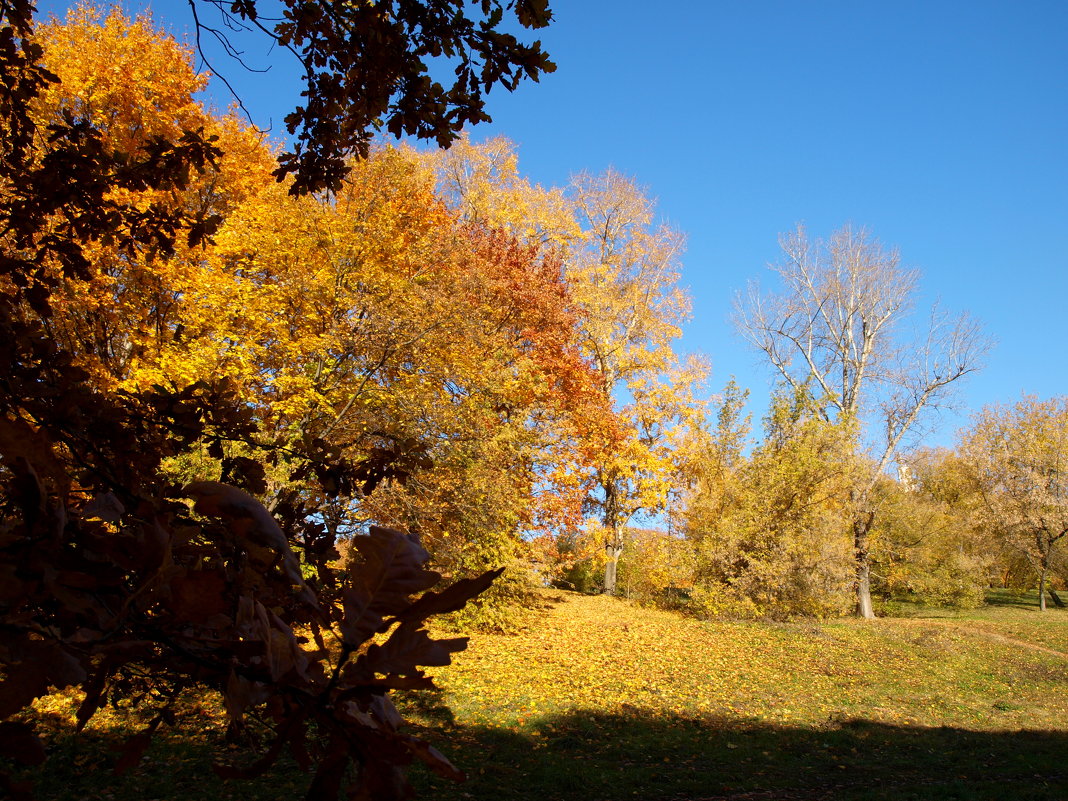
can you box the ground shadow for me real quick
[985,594,1035,610]
[982,588,1062,610]
[408,708,1068,801]
[15,706,1068,801]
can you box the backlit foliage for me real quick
[0,3,567,799]
[34,4,276,392]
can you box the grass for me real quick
[13,589,1068,800]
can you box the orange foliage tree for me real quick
[32,9,598,609]
[414,137,706,595]
[0,3,561,799]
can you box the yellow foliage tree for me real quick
[959,396,1068,610]
[684,388,859,619]
[29,8,603,622]
[33,4,276,392]
[867,448,989,608]
[567,168,705,594]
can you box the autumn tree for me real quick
[682,388,859,619]
[959,396,1068,611]
[30,4,276,394]
[0,2,562,797]
[24,6,597,626]
[735,225,988,618]
[27,6,592,615]
[615,527,696,604]
[237,154,602,617]
[672,379,750,536]
[866,450,989,608]
[566,169,705,595]
[419,133,578,246]
[412,138,703,596]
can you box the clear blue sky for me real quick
[44,0,1068,450]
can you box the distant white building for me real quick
[897,462,915,492]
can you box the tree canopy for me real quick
[959,396,1068,611]
[735,225,988,618]
[0,3,565,799]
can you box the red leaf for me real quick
[397,567,504,624]
[76,663,113,731]
[363,623,467,677]
[169,568,229,623]
[400,734,465,782]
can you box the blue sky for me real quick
[43,0,1068,450]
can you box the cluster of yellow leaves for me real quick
[36,4,275,392]
[681,389,862,618]
[32,6,622,608]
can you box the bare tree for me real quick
[735,224,989,618]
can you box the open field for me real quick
[16,590,1068,800]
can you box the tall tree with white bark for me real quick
[734,224,988,618]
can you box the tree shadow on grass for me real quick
[15,706,1068,801]
[984,589,1044,610]
[409,708,1068,801]
[12,708,310,801]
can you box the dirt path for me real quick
[885,616,1068,659]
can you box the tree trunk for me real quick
[600,473,624,595]
[853,510,876,620]
[603,537,624,595]
[1039,564,1048,612]
[1049,588,1066,608]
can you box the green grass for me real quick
[13,590,1068,800]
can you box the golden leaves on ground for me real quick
[426,592,1068,734]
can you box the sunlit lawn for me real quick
[16,589,1068,800]
[400,590,1068,800]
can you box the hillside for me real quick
[405,591,1068,800]
[19,591,1068,801]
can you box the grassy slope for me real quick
[403,590,1068,800]
[18,591,1068,801]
